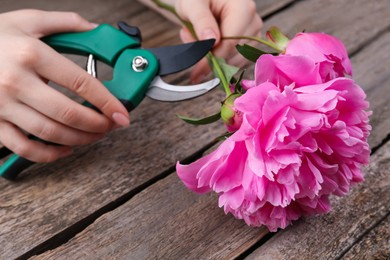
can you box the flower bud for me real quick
[266,26,290,52]
[221,94,243,132]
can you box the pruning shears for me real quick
[0,22,219,180]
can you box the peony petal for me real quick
[219,187,245,210]
[286,32,352,76]
[211,142,247,192]
[255,54,322,87]
[296,90,339,111]
[176,159,211,194]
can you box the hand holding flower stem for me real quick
[151,0,234,96]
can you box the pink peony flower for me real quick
[285,32,352,81]
[242,32,352,91]
[177,77,370,231]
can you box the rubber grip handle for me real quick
[42,24,140,65]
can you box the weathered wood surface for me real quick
[20,0,390,259]
[342,216,390,260]
[34,174,269,260]
[35,141,390,259]
[0,1,297,259]
[352,33,390,149]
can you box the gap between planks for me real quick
[17,141,217,259]
[335,211,390,259]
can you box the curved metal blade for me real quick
[146,76,220,102]
[145,39,215,76]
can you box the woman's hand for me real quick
[0,10,130,163]
[176,0,262,82]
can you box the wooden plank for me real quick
[352,34,390,148]
[33,174,268,259]
[253,0,295,17]
[342,215,390,260]
[0,1,295,259]
[265,0,390,55]
[0,0,147,24]
[34,14,390,260]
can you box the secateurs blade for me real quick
[0,21,220,180]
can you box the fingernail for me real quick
[201,29,217,41]
[91,23,99,28]
[112,112,130,126]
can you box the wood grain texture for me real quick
[352,32,390,148]
[264,0,390,55]
[246,140,390,260]
[33,2,390,259]
[342,216,390,260]
[0,1,293,259]
[34,174,268,260]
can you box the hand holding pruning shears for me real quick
[0,10,219,179]
[0,10,130,164]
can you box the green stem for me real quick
[208,54,231,95]
[151,0,231,96]
[223,36,282,52]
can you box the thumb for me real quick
[175,1,220,43]
[18,10,95,38]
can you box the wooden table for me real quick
[1,0,389,259]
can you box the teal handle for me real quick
[1,24,159,179]
[103,48,158,108]
[43,24,140,65]
[0,155,33,180]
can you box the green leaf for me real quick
[236,44,268,62]
[232,70,246,93]
[177,112,221,125]
[210,57,239,87]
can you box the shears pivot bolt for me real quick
[132,56,148,72]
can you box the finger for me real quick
[219,0,262,37]
[17,75,112,133]
[0,122,73,163]
[190,22,261,83]
[2,102,105,146]
[33,42,130,127]
[12,10,95,38]
[215,1,262,54]
[213,22,262,67]
[180,27,196,43]
[175,0,220,42]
